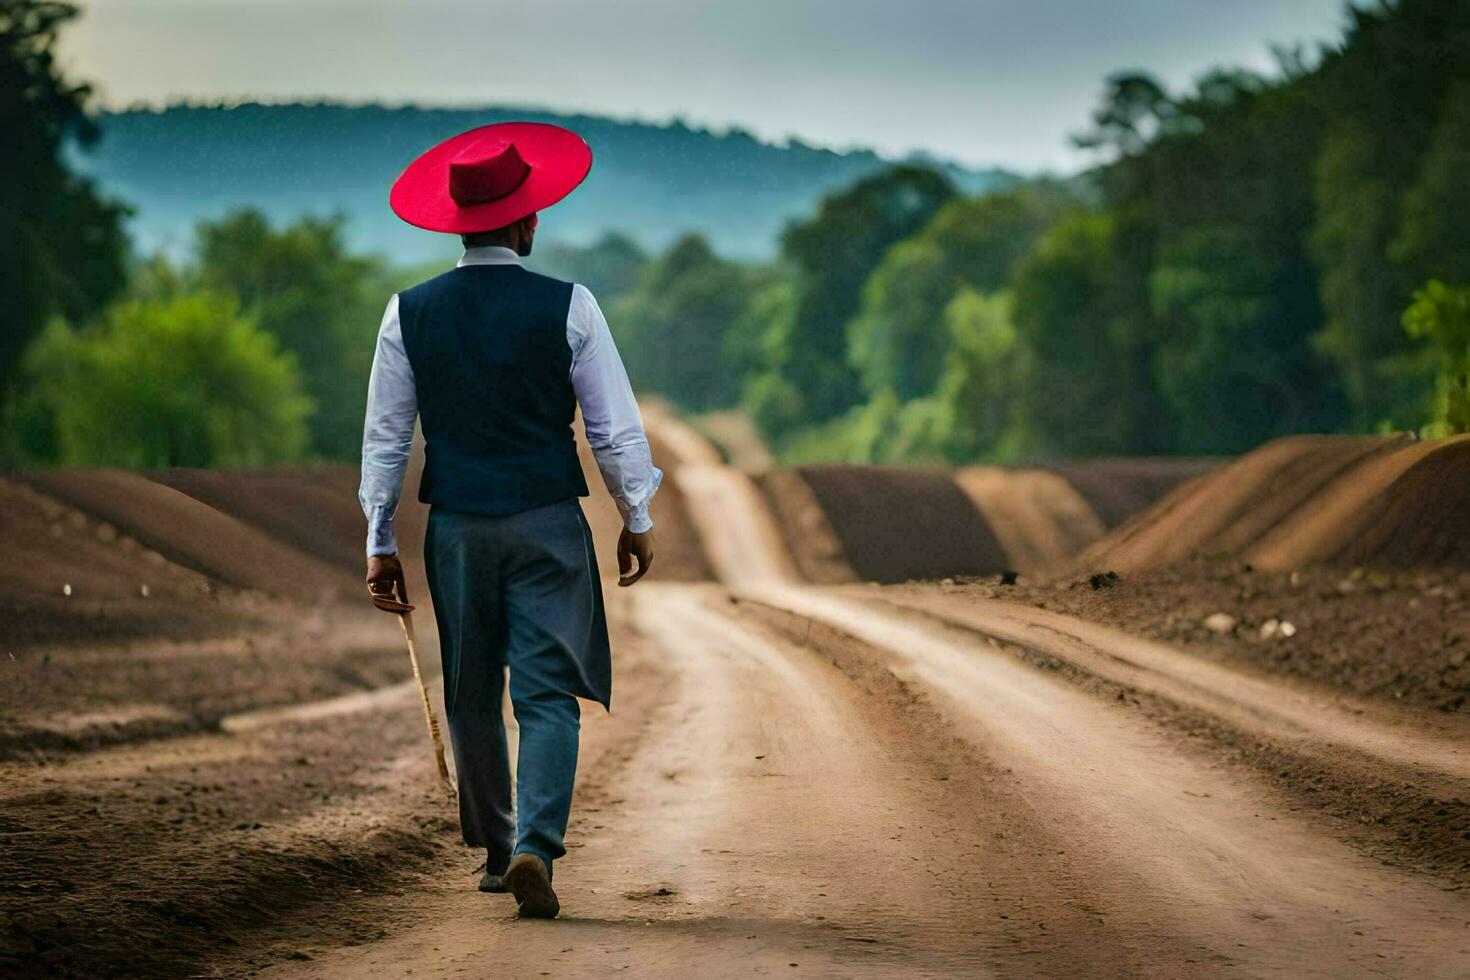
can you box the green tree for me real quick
[1076,60,1339,453]
[1151,226,1343,452]
[846,239,957,400]
[932,288,1028,462]
[727,275,795,389]
[1402,280,1470,435]
[1307,0,1470,429]
[608,234,754,412]
[763,165,956,431]
[1,0,128,396]
[739,277,807,437]
[16,293,312,467]
[847,182,1074,401]
[1009,212,1154,456]
[535,232,648,302]
[775,389,951,466]
[1391,77,1470,287]
[1310,122,1414,429]
[1074,72,1179,159]
[194,209,385,458]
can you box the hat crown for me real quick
[391,121,591,233]
[448,139,531,206]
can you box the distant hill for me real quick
[79,103,1019,265]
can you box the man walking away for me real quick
[359,122,661,919]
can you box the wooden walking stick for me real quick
[371,583,456,800]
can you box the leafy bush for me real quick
[14,293,313,467]
[1402,280,1470,436]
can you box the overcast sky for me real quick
[63,0,1352,171]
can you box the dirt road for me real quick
[6,427,1469,977]
[268,442,1467,978]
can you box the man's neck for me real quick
[457,245,522,267]
[461,231,516,248]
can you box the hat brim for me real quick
[389,122,592,234]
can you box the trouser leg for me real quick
[445,663,514,868]
[425,510,514,869]
[508,677,581,870]
[500,501,602,872]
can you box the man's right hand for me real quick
[366,553,411,612]
[617,528,654,587]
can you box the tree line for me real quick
[3,0,1466,471]
[611,0,1468,462]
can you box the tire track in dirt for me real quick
[673,463,801,588]
[874,585,1470,886]
[870,591,1470,784]
[5,611,662,978]
[0,687,455,977]
[2,610,416,760]
[664,451,1470,974]
[267,585,1157,977]
[737,584,1470,976]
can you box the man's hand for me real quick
[366,553,411,612]
[616,528,654,587]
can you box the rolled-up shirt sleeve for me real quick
[358,294,418,555]
[568,283,662,532]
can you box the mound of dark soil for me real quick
[1298,436,1470,569]
[17,470,360,602]
[794,465,1009,583]
[151,467,386,574]
[1080,434,1470,573]
[1048,457,1221,529]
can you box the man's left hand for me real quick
[617,528,654,587]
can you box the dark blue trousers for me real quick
[424,499,611,873]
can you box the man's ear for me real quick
[516,213,538,257]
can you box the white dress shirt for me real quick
[359,245,662,555]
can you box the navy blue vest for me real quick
[398,264,589,516]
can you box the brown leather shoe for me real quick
[479,851,508,893]
[502,853,559,919]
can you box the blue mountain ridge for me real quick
[77,102,1018,265]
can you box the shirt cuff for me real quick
[625,503,654,534]
[365,506,398,556]
[620,464,662,533]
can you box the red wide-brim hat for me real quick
[389,121,592,234]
